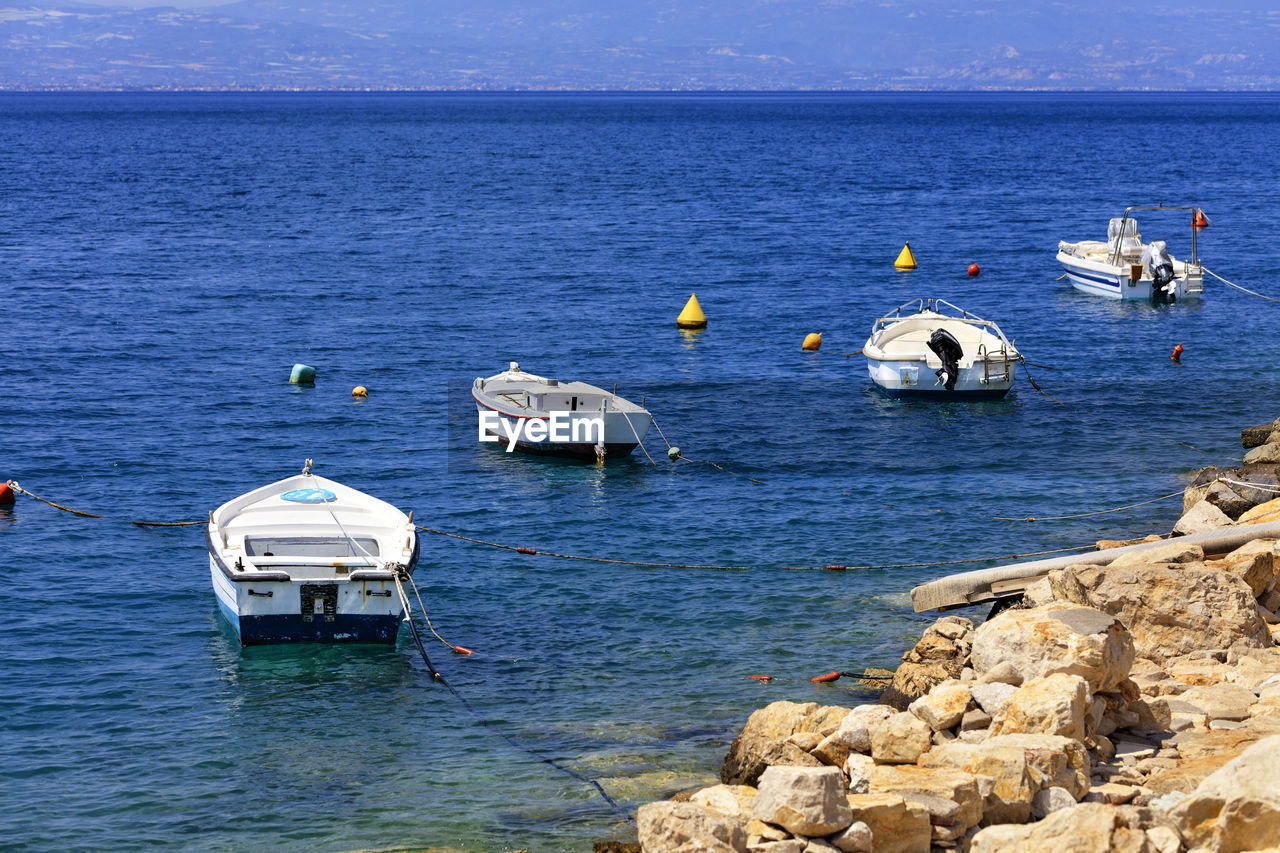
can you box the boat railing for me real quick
[1108,205,1200,268]
[870,298,1005,339]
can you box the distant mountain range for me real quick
[2,0,1277,90]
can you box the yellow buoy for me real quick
[894,241,918,270]
[677,292,708,328]
[352,386,368,398]
[802,332,822,351]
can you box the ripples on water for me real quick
[2,92,1278,850]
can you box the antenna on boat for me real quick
[302,458,313,475]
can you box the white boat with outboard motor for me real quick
[206,460,418,645]
[472,362,653,460]
[862,298,1020,400]
[1057,205,1204,302]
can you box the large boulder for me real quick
[969,803,1164,853]
[1240,496,1280,525]
[1169,734,1280,853]
[637,800,748,852]
[879,617,973,709]
[1184,463,1280,512]
[1241,420,1280,449]
[721,701,850,786]
[843,793,931,853]
[917,733,1089,824]
[1043,563,1272,665]
[868,712,932,765]
[991,673,1091,741]
[1173,500,1234,535]
[971,605,1134,693]
[869,765,985,837]
[908,683,972,732]
[810,704,894,768]
[1205,538,1279,597]
[752,766,853,838]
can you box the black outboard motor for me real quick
[927,328,964,391]
[1142,240,1177,303]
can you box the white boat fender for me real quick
[927,328,963,391]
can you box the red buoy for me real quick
[0,483,14,505]
[453,646,475,656]
[811,672,841,683]
[749,675,773,682]
[1194,208,1209,228]
[967,263,980,277]
[1171,344,1184,362]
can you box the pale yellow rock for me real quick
[1205,538,1279,598]
[1171,734,1280,853]
[991,673,1090,741]
[843,793,931,853]
[1239,496,1280,524]
[637,800,749,852]
[1108,541,1204,569]
[753,766,852,838]
[689,784,758,818]
[868,765,984,834]
[969,802,1148,853]
[908,683,972,732]
[1169,658,1240,686]
[868,712,932,765]
[971,605,1135,693]
[1180,684,1261,722]
[721,701,852,786]
[918,733,1089,824]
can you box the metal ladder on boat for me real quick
[979,343,1013,385]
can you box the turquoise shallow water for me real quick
[2,92,1279,851]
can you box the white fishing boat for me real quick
[206,461,418,646]
[1057,205,1204,302]
[863,298,1020,400]
[472,362,652,460]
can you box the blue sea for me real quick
[3,92,1279,852]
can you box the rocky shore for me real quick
[633,417,1280,852]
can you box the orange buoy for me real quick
[967,263,980,277]
[749,675,773,682]
[811,672,841,683]
[1193,208,1209,228]
[802,332,822,351]
[352,385,368,398]
[453,646,475,656]
[1171,344,1184,362]
[0,482,14,505]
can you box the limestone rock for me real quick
[969,802,1160,853]
[1179,684,1260,722]
[918,733,1089,823]
[1202,480,1255,520]
[1205,538,1279,598]
[908,683,971,732]
[843,753,874,795]
[1173,500,1234,535]
[828,704,895,758]
[1240,496,1280,524]
[722,701,852,786]
[1243,441,1280,465]
[1170,734,1280,853]
[752,766,853,838]
[842,793,931,853]
[879,617,974,710]
[868,712,932,765]
[971,604,1134,693]
[869,765,984,835]
[637,800,748,853]
[689,784,757,818]
[825,820,872,853]
[1030,785,1076,819]
[970,682,1019,718]
[991,673,1090,741]
[1042,564,1272,665]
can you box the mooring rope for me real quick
[1017,357,1064,406]
[392,571,634,825]
[4,481,205,527]
[1205,268,1280,303]
[991,489,1185,522]
[1220,477,1280,496]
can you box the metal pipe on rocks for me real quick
[910,519,1280,613]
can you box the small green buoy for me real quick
[290,363,316,384]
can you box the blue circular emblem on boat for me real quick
[281,488,337,503]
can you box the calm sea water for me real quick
[2,92,1279,852]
